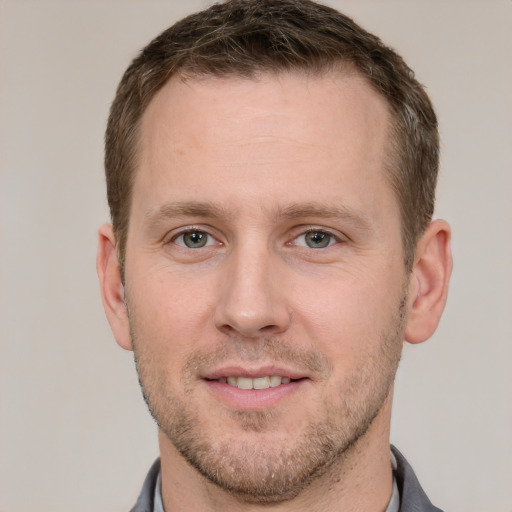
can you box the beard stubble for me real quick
[129,295,407,504]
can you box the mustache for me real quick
[182,337,331,380]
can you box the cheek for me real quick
[291,269,402,358]
[126,270,217,366]
[130,262,214,320]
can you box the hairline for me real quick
[117,66,417,273]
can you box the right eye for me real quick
[173,230,217,249]
[293,229,338,249]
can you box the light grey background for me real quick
[0,1,510,511]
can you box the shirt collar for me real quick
[152,451,400,512]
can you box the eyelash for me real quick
[290,228,340,249]
[168,226,341,250]
[171,228,219,249]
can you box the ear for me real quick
[405,219,452,344]
[96,224,133,350]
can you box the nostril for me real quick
[214,294,292,338]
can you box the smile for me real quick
[203,371,308,409]
[218,376,292,389]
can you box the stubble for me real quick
[129,295,406,503]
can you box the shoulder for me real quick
[130,458,161,512]
[129,451,444,512]
[391,446,444,512]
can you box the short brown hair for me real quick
[105,0,439,271]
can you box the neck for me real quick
[159,395,394,512]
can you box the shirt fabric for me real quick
[153,463,400,512]
[131,445,443,512]
[152,452,400,512]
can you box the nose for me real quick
[214,244,291,339]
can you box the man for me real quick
[97,0,452,510]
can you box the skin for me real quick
[98,71,452,512]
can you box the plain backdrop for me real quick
[0,1,510,511]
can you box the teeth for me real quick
[221,376,292,389]
[253,376,270,389]
[237,376,253,390]
[270,376,282,387]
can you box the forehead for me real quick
[140,69,390,153]
[135,70,396,223]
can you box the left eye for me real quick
[294,231,336,249]
[174,230,216,248]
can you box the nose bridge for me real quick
[215,237,290,338]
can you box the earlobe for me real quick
[96,224,133,351]
[405,220,453,344]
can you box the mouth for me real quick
[202,367,309,408]
[210,375,293,390]
[200,364,313,410]
[203,373,307,409]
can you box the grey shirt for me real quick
[130,445,443,512]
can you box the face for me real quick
[124,71,410,502]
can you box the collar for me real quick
[131,446,444,512]
[151,450,401,512]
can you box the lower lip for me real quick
[204,379,307,409]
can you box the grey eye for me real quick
[295,231,335,248]
[305,231,332,248]
[175,231,213,248]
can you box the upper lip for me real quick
[202,365,308,380]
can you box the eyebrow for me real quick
[144,201,373,231]
[147,201,227,220]
[278,203,373,231]
[144,201,228,230]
